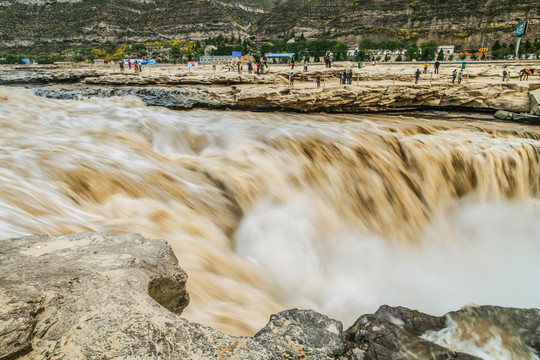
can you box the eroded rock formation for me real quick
[1,233,539,359]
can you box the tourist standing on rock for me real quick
[452,69,457,84]
[264,59,268,69]
[415,69,421,84]
[458,70,463,84]
[291,57,295,70]
[304,60,308,72]
[256,62,260,75]
[119,60,124,72]
[261,62,265,74]
[503,68,508,82]
[128,60,131,70]
[348,69,353,84]
[423,61,429,74]
[238,62,242,74]
[434,60,440,74]
[340,71,346,85]
[248,62,253,74]
[316,73,321,88]
[289,72,294,87]
[507,70,511,82]
[325,56,329,68]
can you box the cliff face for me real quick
[0,0,538,52]
[255,0,540,49]
[0,0,270,52]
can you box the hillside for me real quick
[0,0,538,53]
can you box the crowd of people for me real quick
[118,56,538,88]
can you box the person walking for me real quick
[434,60,440,74]
[423,61,429,74]
[316,73,321,88]
[458,70,463,84]
[452,69,457,84]
[415,68,421,84]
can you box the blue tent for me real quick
[21,58,31,64]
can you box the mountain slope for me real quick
[0,0,538,52]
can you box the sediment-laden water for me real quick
[1,87,539,341]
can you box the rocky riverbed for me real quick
[2,62,540,122]
[1,233,538,359]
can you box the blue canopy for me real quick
[264,53,295,58]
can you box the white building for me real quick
[437,45,455,55]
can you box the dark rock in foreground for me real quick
[1,233,538,359]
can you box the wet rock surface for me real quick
[30,81,535,115]
[1,233,539,359]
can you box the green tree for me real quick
[406,44,419,61]
[260,42,274,55]
[359,38,377,50]
[131,43,146,52]
[395,54,403,62]
[420,39,439,61]
[170,46,181,58]
[492,40,501,51]
[524,39,532,52]
[387,40,401,51]
[437,50,445,61]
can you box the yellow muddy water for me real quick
[1,88,539,339]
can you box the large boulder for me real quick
[530,88,540,115]
[345,305,540,360]
[0,233,348,359]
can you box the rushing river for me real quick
[1,87,539,339]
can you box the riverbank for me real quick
[2,61,540,122]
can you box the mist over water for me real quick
[1,88,539,341]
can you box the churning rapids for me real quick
[1,87,539,338]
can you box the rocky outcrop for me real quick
[32,81,535,114]
[346,305,540,360]
[0,66,109,84]
[0,233,348,359]
[1,233,539,359]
